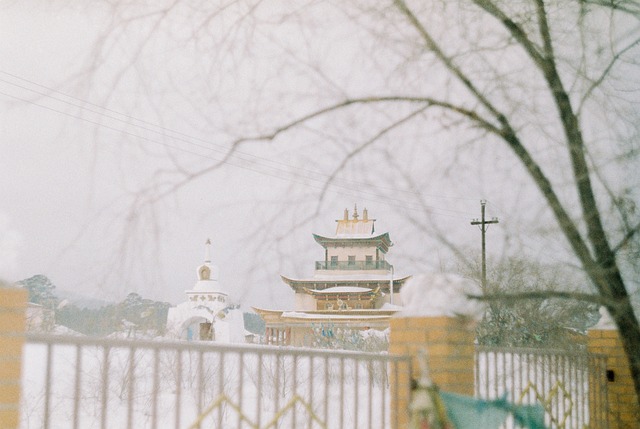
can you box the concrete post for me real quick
[389,315,476,429]
[588,313,640,429]
[0,285,28,429]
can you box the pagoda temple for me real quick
[254,206,411,346]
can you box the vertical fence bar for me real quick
[518,351,523,405]
[274,352,280,429]
[72,344,82,429]
[393,360,399,429]
[592,355,599,427]
[238,352,244,429]
[367,360,372,429]
[43,343,53,429]
[217,352,224,429]
[354,358,359,429]
[324,355,329,427]
[485,350,490,398]
[492,352,500,398]
[307,355,313,429]
[577,354,583,428]
[126,347,136,429]
[175,349,182,429]
[291,354,297,428]
[590,356,595,427]
[257,353,263,429]
[100,346,110,429]
[151,348,159,429]
[551,354,557,428]
[502,351,507,399]
[509,351,515,406]
[542,353,548,428]
[339,356,345,429]
[559,353,563,427]
[474,349,480,397]
[533,352,538,411]
[381,360,386,429]
[197,350,204,428]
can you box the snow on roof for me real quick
[397,272,485,320]
[311,273,400,281]
[335,219,375,237]
[380,302,403,310]
[590,306,615,330]
[309,286,372,294]
[281,311,390,320]
[190,279,227,293]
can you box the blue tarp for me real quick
[439,391,546,429]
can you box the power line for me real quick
[0,70,479,202]
[0,70,478,218]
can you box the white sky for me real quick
[1,1,636,310]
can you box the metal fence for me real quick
[475,346,609,428]
[22,333,412,429]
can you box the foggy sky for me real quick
[2,1,624,309]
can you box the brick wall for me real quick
[0,286,27,429]
[588,329,640,429]
[389,316,475,429]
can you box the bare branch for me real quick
[578,37,640,115]
[394,0,508,120]
[471,0,546,67]
[138,95,502,205]
[468,290,615,307]
[581,0,640,18]
[614,220,640,254]
[533,0,556,61]
[315,106,428,207]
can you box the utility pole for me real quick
[471,200,499,290]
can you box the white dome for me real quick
[192,279,225,293]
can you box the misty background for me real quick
[1,1,636,312]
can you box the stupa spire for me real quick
[205,238,212,263]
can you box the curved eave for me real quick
[303,286,381,298]
[252,307,284,316]
[281,275,411,292]
[312,232,392,251]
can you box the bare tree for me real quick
[62,0,640,402]
[465,257,601,349]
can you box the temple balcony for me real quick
[314,260,392,271]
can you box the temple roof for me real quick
[252,307,399,320]
[307,286,373,294]
[312,232,392,251]
[281,275,410,293]
[335,205,372,235]
[304,285,381,297]
[310,206,393,251]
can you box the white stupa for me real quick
[165,239,244,342]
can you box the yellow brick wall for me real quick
[389,316,475,429]
[0,287,27,429]
[588,329,640,429]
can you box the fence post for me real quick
[0,283,28,429]
[389,315,476,429]
[588,311,640,428]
